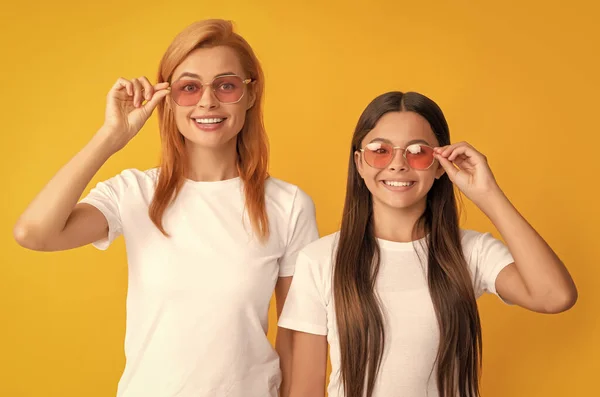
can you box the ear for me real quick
[246,89,256,110]
[354,150,365,179]
[434,159,446,180]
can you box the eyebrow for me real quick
[369,137,431,146]
[173,71,239,81]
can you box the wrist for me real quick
[90,126,122,159]
[475,186,511,217]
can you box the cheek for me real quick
[225,104,247,127]
[362,169,382,193]
[173,107,190,131]
[417,171,438,191]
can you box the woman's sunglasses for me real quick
[170,74,254,106]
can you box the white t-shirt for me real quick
[80,168,319,397]
[278,230,514,397]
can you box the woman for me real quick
[14,20,318,397]
[279,91,577,397]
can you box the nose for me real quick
[196,85,219,109]
[387,149,409,172]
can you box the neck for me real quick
[372,198,427,242]
[184,139,239,182]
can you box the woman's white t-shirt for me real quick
[80,168,319,397]
[278,230,514,397]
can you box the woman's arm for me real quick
[14,78,169,251]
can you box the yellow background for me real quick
[1,0,598,396]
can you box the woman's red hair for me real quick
[150,19,269,241]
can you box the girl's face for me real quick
[355,111,445,213]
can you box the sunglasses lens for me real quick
[170,80,204,106]
[363,142,394,168]
[405,144,435,170]
[213,76,245,103]
[170,76,247,106]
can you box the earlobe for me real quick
[247,91,256,110]
[434,162,446,180]
[354,151,364,178]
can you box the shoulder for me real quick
[86,168,159,204]
[123,167,159,184]
[299,232,339,265]
[460,229,497,252]
[265,177,315,210]
[102,167,158,188]
[460,229,489,263]
[460,229,484,249]
[459,228,510,266]
[293,232,339,291]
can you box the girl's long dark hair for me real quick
[334,91,482,397]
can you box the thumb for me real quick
[435,154,459,181]
[142,89,170,114]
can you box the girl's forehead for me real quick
[363,112,439,147]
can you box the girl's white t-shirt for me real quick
[80,168,319,397]
[278,230,514,397]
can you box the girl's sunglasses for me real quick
[359,142,436,170]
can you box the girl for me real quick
[279,91,577,397]
[14,20,318,397]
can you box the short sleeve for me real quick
[278,250,328,335]
[466,231,515,299]
[278,188,319,277]
[79,174,125,250]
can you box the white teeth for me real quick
[384,181,413,187]
[195,118,224,124]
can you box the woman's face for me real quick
[170,46,255,150]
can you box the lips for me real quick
[190,115,228,132]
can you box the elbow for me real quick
[542,285,578,314]
[13,221,45,251]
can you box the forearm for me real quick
[479,189,577,303]
[14,129,115,244]
[276,327,293,397]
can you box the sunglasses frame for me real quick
[359,143,437,170]
[170,74,255,106]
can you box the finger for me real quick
[153,82,170,90]
[448,145,483,162]
[447,146,470,162]
[441,145,456,157]
[441,142,468,158]
[142,88,170,114]
[435,154,459,180]
[433,145,449,154]
[138,76,154,101]
[132,78,144,108]
[452,154,469,168]
[111,78,133,97]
